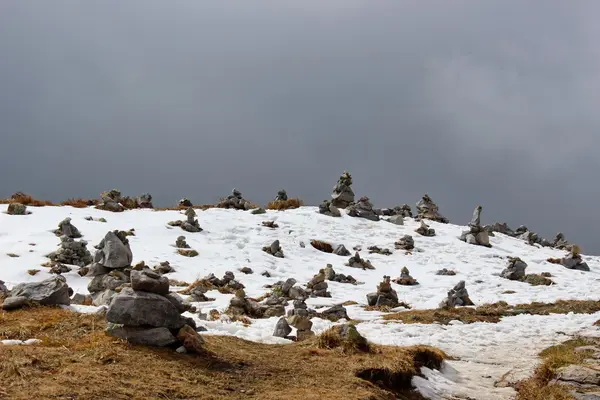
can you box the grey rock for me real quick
[8,276,71,306]
[106,288,185,329]
[347,196,380,221]
[439,280,474,308]
[333,244,351,256]
[47,236,93,267]
[500,257,527,281]
[251,207,266,215]
[395,235,415,251]
[106,324,177,346]
[175,236,190,249]
[273,317,292,338]
[164,293,188,313]
[130,270,169,295]
[94,231,133,269]
[320,305,349,321]
[387,215,404,225]
[91,289,117,306]
[416,221,436,237]
[2,296,29,310]
[274,190,288,201]
[7,202,27,215]
[54,217,82,238]
[331,171,355,208]
[556,365,600,385]
[71,293,93,305]
[88,274,128,294]
[137,193,153,208]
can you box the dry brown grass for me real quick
[384,300,600,325]
[60,198,99,208]
[179,279,216,295]
[0,306,446,399]
[177,249,199,257]
[310,239,334,253]
[154,204,218,212]
[266,198,304,210]
[316,325,371,354]
[516,337,596,400]
[0,193,54,207]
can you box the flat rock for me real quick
[106,324,177,346]
[106,288,185,329]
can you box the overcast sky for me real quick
[1,1,600,253]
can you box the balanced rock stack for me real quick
[558,248,590,271]
[97,189,125,212]
[394,235,415,251]
[392,267,418,286]
[263,240,284,258]
[168,207,202,233]
[179,197,193,207]
[415,194,448,223]
[552,233,573,251]
[346,252,375,270]
[175,236,190,249]
[106,270,203,351]
[459,206,491,247]
[47,235,93,267]
[306,269,331,297]
[439,281,474,308]
[287,300,315,341]
[218,188,253,210]
[270,278,308,301]
[500,257,527,281]
[86,231,133,306]
[415,221,436,237]
[54,217,82,238]
[347,196,380,221]
[331,171,355,209]
[318,200,342,217]
[274,189,288,201]
[366,276,399,307]
[324,264,357,284]
[1,275,71,311]
[137,193,153,208]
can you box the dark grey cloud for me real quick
[1,1,600,252]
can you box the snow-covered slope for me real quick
[2,205,599,399]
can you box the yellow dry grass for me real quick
[0,306,446,400]
[266,198,304,210]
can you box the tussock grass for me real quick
[60,198,99,208]
[384,300,600,325]
[0,306,447,400]
[177,249,199,257]
[310,239,334,253]
[516,337,596,400]
[266,198,304,210]
[0,193,54,207]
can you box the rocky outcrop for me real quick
[218,188,253,210]
[2,276,71,310]
[439,281,474,308]
[331,171,355,209]
[392,267,419,286]
[347,196,380,221]
[47,235,93,267]
[459,205,491,247]
[366,276,399,307]
[415,194,448,223]
[263,240,284,258]
[500,257,527,281]
[54,217,82,238]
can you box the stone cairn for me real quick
[263,240,284,258]
[552,232,574,251]
[500,257,527,281]
[346,252,375,270]
[228,289,286,319]
[331,171,355,209]
[306,269,331,297]
[85,231,134,306]
[2,275,71,311]
[269,278,308,301]
[47,235,93,267]
[137,193,153,208]
[394,235,415,251]
[318,200,342,217]
[168,207,202,233]
[7,203,28,215]
[459,205,491,247]
[273,299,347,341]
[550,247,590,272]
[54,217,82,238]
[366,276,399,307]
[415,194,448,223]
[97,189,125,212]
[179,197,193,207]
[218,188,253,210]
[415,221,436,237]
[439,281,474,308]
[368,246,393,256]
[175,236,190,249]
[347,196,380,221]
[106,270,203,351]
[274,189,288,201]
[392,267,419,286]
[323,264,357,284]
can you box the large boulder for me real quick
[106,288,186,329]
[93,231,133,269]
[4,276,70,309]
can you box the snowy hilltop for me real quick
[1,182,599,399]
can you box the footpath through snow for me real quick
[1,204,599,399]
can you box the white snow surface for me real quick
[2,205,599,399]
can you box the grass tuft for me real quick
[266,198,304,210]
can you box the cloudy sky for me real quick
[1,1,599,252]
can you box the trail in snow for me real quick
[1,205,599,399]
